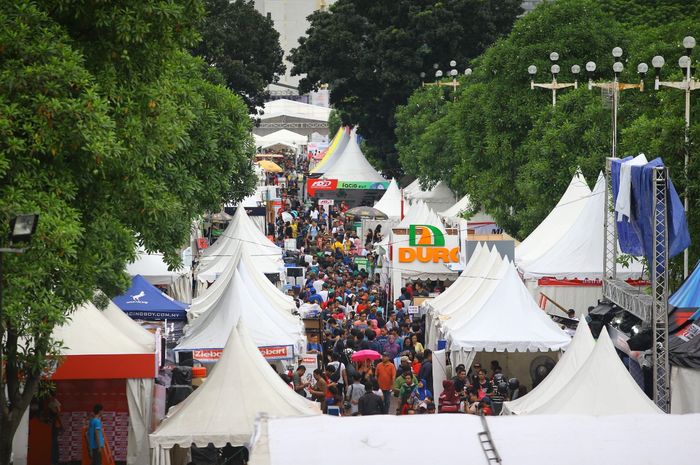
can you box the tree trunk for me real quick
[0,415,15,465]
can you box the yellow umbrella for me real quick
[257,159,283,172]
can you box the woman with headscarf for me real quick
[438,379,461,413]
[369,318,381,337]
[409,378,433,410]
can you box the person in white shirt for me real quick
[348,374,366,415]
[310,207,319,221]
[313,275,325,293]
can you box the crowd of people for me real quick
[257,150,526,417]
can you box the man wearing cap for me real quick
[376,353,396,414]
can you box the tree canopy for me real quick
[289,0,522,176]
[0,1,255,460]
[193,0,285,112]
[395,0,700,268]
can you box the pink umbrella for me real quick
[351,349,381,362]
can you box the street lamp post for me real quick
[528,52,580,107]
[423,60,470,93]
[651,36,699,278]
[586,47,647,159]
[0,214,40,343]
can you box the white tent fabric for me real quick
[178,250,304,354]
[151,324,320,463]
[671,366,700,413]
[502,318,595,415]
[447,260,570,354]
[373,179,404,219]
[103,299,157,352]
[396,200,445,232]
[401,178,422,198]
[518,173,645,279]
[198,206,283,283]
[53,302,154,355]
[405,181,455,212]
[248,413,699,465]
[320,133,385,183]
[256,129,307,147]
[438,193,471,220]
[528,328,661,415]
[127,378,154,465]
[310,127,350,174]
[425,245,504,348]
[127,249,190,287]
[256,99,331,122]
[515,171,591,265]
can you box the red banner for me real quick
[307,178,338,196]
[193,345,294,362]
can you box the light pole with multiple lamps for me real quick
[585,47,647,159]
[651,36,699,278]
[422,60,472,94]
[528,52,580,106]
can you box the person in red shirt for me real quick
[375,353,396,414]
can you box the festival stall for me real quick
[443,255,571,377]
[150,324,320,465]
[306,129,388,205]
[388,201,460,299]
[523,328,661,415]
[404,180,455,213]
[113,275,189,322]
[197,206,284,284]
[517,174,645,316]
[177,248,304,362]
[248,413,698,465]
[502,319,596,415]
[255,129,307,152]
[24,302,157,465]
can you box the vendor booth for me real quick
[306,129,388,206]
[438,194,497,234]
[373,178,404,220]
[177,248,304,362]
[127,249,191,304]
[517,174,645,317]
[24,301,157,465]
[404,180,455,213]
[150,324,320,465]
[113,275,188,321]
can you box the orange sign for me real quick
[397,225,459,263]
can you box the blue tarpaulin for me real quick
[669,260,700,326]
[611,157,690,264]
[113,275,188,320]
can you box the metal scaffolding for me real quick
[602,158,670,412]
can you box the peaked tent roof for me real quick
[321,132,385,183]
[373,179,403,219]
[518,173,645,279]
[310,126,350,174]
[516,171,591,265]
[402,178,422,197]
[198,206,283,282]
[502,318,595,415]
[438,193,472,219]
[528,328,661,415]
[178,249,304,353]
[112,275,188,320]
[103,299,157,351]
[257,99,331,122]
[248,413,699,465]
[396,200,445,233]
[51,301,156,379]
[126,249,189,286]
[406,181,455,212]
[447,259,570,353]
[256,129,308,150]
[669,260,700,323]
[151,324,320,455]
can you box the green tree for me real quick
[0,2,255,461]
[193,0,285,112]
[290,0,522,176]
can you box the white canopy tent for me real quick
[310,126,350,174]
[178,249,304,357]
[515,171,591,265]
[502,318,595,415]
[438,193,472,220]
[439,194,497,233]
[405,180,455,212]
[526,328,662,415]
[401,178,422,198]
[373,178,404,219]
[446,258,571,369]
[127,249,190,286]
[52,302,157,465]
[198,206,283,283]
[256,129,308,150]
[256,99,331,123]
[151,324,320,465]
[320,132,385,183]
[248,414,699,465]
[517,174,645,316]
